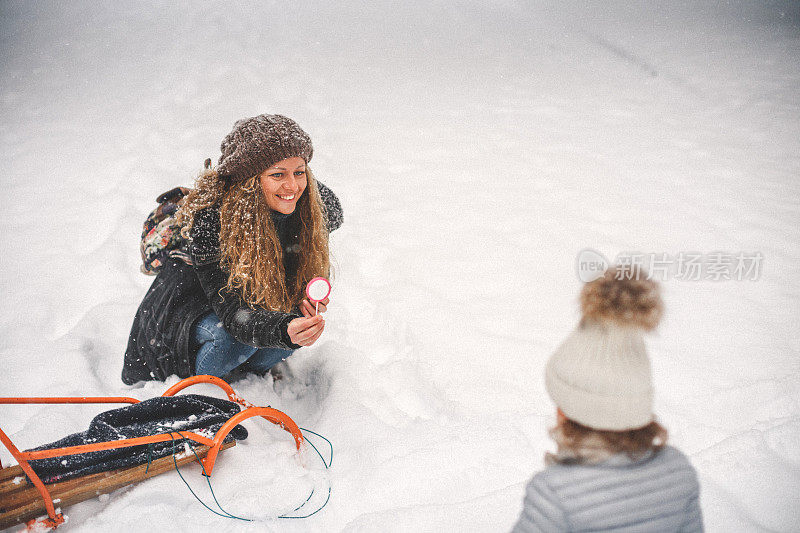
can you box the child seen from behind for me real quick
[512,266,703,532]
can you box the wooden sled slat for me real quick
[0,440,235,530]
[0,464,24,483]
[0,465,29,500]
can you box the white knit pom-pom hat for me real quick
[545,265,663,431]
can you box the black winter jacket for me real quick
[121,182,343,385]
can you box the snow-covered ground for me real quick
[1,1,799,531]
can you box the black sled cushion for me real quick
[25,394,248,483]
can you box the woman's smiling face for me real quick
[259,156,308,214]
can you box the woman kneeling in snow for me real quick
[122,114,342,385]
[512,266,703,532]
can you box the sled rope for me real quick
[169,427,332,521]
[169,434,249,522]
[279,428,332,519]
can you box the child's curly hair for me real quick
[550,416,668,464]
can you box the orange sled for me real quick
[0,375,304,530]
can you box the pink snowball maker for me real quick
[305,277,331,315]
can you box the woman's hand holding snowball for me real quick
[292,295,329,346]
[288,314,325,346]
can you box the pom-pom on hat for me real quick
[216,114,313,183]
[545,265,663,431]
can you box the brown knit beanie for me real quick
[216,114,314,182]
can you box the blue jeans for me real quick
[193,311,294,377]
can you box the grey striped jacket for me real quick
[511,446,703,532]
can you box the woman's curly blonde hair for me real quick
[176,166,330,313]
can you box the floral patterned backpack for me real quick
[139,186,193,275]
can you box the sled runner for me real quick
[0,375,304,530]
